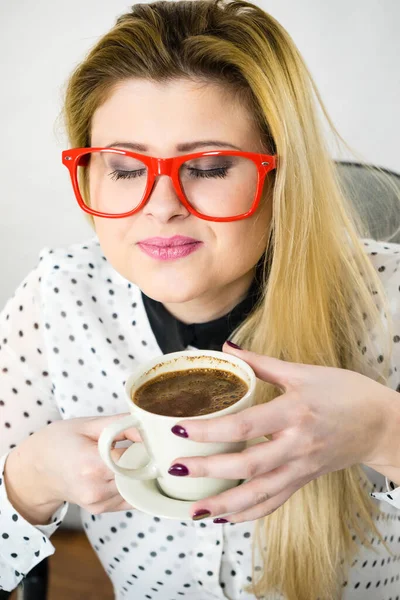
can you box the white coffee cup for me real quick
[98,349,256,501]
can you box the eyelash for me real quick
[109,167,229,181]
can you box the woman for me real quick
[1,0,400,598]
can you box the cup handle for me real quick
[98,414,159,479]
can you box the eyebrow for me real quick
[104,140,242,152]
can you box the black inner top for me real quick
[141,258,266,353]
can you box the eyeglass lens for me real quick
[76,151,259,218]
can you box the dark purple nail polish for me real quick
[171,425,188,438]
[168,463,189,476]
[213,518,229,523]
[226,341,242,350]
[192,509,211,521]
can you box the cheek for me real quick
[219,204,271,259]
[248,198,272,248]
[93,218,132,261]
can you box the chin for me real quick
[131,258,210,304]
[139,281,201,304]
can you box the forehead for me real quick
[90,78,262,151]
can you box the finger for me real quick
[101,477,134,502]
[100,446,137,481]
[89,487,136,513]
[83,413,140,440]
[79,478,123,512]
[222,342,308,392]
[189,461,297,520]
[110,428,142,444]
[220,485,296,524]
[170,435,294,480]
[173,393,298,442]
[105,488,136,513]
[111,427,142,445]
[111,445,132,461]
[112,499,137,512]
[122,427,142,443]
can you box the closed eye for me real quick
[109,169,146,180]
[186,167,229,179]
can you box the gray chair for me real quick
[0,160,399,600]
[336,161,400,244]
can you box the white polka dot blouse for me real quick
[0,235,400,599]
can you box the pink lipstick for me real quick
[137,235,203,261]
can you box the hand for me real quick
[5,414,142,523]
[169,342,393,523]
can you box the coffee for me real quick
[132,367,248,417]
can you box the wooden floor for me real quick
[9,529,114,600]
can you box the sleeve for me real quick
[0,250,70,593]
[368,247,400,509]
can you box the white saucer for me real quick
[115,437,268,520]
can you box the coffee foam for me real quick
[133,368,248,418]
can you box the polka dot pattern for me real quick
[0,235,399,598]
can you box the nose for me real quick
[142,173,190,223]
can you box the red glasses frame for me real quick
[61,147,277,222]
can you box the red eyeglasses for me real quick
[62,147,277,222]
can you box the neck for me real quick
[162,269,255,325]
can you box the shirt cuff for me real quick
[369,476,400,510]
[0,450,69,592]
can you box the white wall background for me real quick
[1,0,399,310]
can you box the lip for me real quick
[138,235,201,247]
[137,238,202,261]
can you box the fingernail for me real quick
[192,509,211,521]
[226,341,241,349]
[213,518,229,523]
[171,425,188,438]
[168,463,189,476]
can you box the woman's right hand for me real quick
[4,413,142,524]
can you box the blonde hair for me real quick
[61,1,399,598]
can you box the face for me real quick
[90,78,273,320]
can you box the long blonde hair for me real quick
[61,1,399,598]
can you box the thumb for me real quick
[82,412,142,442]
[222,341,302,392]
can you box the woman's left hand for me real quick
[169,342,395,523]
